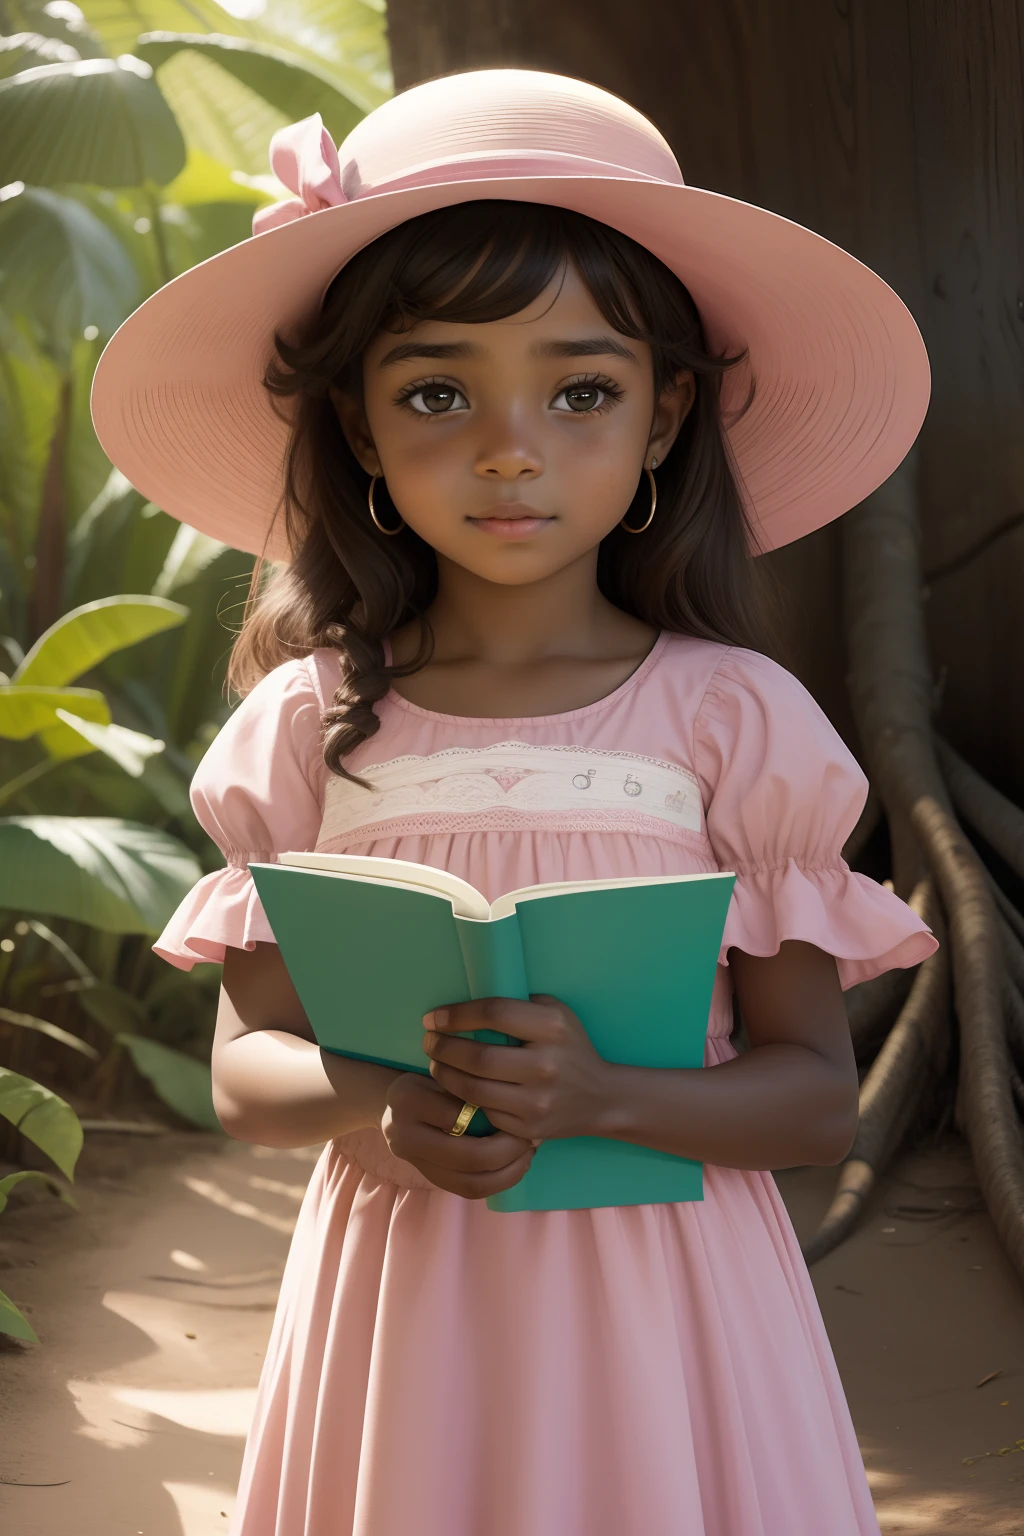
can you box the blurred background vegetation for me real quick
[0,0,390,1339]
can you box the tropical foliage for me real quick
[0,0,390,1337]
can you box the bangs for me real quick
[318,201,718,398]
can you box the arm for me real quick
[423,939,860,1170]
[213,941,538,1193]
[213,941,401,1147]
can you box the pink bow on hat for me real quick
[252,114,346,235]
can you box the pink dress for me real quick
[156,632,935,1536]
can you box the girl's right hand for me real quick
[382,1072,536,1199]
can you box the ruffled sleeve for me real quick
[153,656,326,970]
[694,649,937,989]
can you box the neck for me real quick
[422,550,624,665]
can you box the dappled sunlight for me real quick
[247,1174,307,1202]
[67,1377,153,1450]
[67,1377,255,1447]
[171,1248,208,1271]
[875,1490,1006,1533]
[182,1174,298,1235]
[164,1480,235,1531]
[104,1287,215,1354]
[119,1387,257,1438]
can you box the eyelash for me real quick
[392,372,626,416]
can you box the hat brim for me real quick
[90,174,930,561]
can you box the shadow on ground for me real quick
[1,1131,1022,1535]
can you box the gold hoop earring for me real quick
[620,458,658,534]
[368,472,404,536]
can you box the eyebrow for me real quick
[376,334,638,368]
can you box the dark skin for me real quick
[212,267,860,1193]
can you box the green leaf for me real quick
[0,1285,38,1342]
[54,709,165,776]
[0,1066,82,1178]
[0,31,80,80]
[0,1003,100,1058]
[0,189,140,358]
[13,595,188,687]
[0,0,106,59]
[144,43,287,177]
[77,979,148,1033]
[0,816,203,933]
[77,0,390,105]
[157,194,256,268]
[64,334,116,525]
[0,314,60,567]
[117,1032,219,1130]
[161,144,266,206]
[152,523,227,596]
[0,55,187,188]
[0,1167,77,1213]
[137,32,368,144]
[0,685,109,739]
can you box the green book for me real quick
[249,853,735,1213]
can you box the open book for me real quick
[249,852,735,1213]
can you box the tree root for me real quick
[936,735,1024,883]
[997,911,1024,999]
[802,889,950,1265]
[846,966,915,1065]
[843,790,883,869]
[841,458,1024,1282]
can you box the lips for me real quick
[469,503,550,522]
[467,505,555,541]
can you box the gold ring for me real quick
[448,1101,478,1137]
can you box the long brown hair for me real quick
[228,200,764,779]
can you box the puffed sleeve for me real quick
[153,657,326,970]
[694,649,937,990]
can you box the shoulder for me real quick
[652,635,833,739]
[696,644,832,732]
[684,643,864,813]
[195,653,327,794]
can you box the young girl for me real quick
[93,69,936,1536]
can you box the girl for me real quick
[92,69,936,1536]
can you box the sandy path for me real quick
[0,1131,1021,1535]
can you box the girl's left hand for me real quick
[422,996,614,1142]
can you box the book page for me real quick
[490,870,736,922]
[279,851,491,920]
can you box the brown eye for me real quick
[404,384,468,414]
[563,386,601,412]
[552,380,620,414]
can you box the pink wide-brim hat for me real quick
[91,68,930,561]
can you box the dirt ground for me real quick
[0,1130,1022,1536]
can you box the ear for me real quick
[646,369,696,469]
[330,386,380,476]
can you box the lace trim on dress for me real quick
[317,740,706,846]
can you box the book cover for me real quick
[249,855,735,1213]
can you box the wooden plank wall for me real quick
[387,1,1024,794]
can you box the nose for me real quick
[473,411,543,481]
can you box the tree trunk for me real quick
[388,0,1024,796]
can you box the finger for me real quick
[415,1149,536,1200]
[423,1031,536,1085]
[392,1073,470,1131]
[425,997,563,1044]
[386,1117,534,1173]
[428,1059,531,1117]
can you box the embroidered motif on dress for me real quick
[316,740,706,848]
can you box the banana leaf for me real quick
[0,187,140,358]
[0,816,201,933]
[14,594,188,687]
[0,55,187,188]
[0,1066,82,1178]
